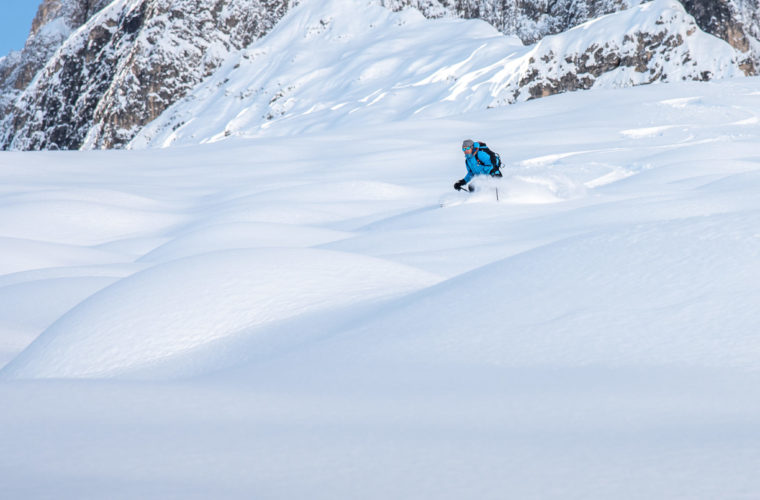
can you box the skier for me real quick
[453,139,502,192]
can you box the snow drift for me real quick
[1,249,440,379]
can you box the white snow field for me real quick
[2,1,760,498]
[1,77,759,500]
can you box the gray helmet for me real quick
[462,139,474,149]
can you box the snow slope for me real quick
[131,0,747,148]
[1,74,760,497]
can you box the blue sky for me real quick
[0,2,40,56]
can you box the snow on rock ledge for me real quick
[508,0,749,102]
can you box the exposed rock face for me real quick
[0,0,111,91]
[1,0,296,151]
[681,0,760,73]
[0,1,111,129]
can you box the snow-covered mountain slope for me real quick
[131,0,747,148]
[3,0,759,152]
[1,76,760,497]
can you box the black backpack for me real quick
[474,142,501,171]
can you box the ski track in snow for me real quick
[1,2,760,496]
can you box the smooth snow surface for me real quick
[1,4,760,497]
[2,75,759,499]
[3,249,440,379]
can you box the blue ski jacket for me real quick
[463,147,494,183]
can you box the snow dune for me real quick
[306,211,760,372]
[1,248,440,379]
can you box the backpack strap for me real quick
[474,143,502,175]
[473,146,493,167]
[473,143,487,166]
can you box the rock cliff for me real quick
[2,0,295,150]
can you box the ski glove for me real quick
[454,179,466,191]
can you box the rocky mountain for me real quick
[681,0,760,73]
[1,0,296,151]
[0,1,112,126]
[1,0,759,151]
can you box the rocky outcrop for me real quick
[681,0,760,74]
[1,0,296,151]
[0,1,111,129]
[0,0,111,92]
